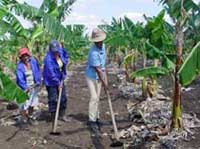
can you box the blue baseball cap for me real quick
[49,40,60,52]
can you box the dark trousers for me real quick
[46,85,67,113]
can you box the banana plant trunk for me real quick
[172,24,183,129]
[142,51,147,98]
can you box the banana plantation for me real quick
[0,0,200,148]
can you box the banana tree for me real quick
[156,0,199,129]
[104,17,146,83]
[142,10,175,98]
[104,17,127,66]
[130,41,175,98]
[13,1,88,61]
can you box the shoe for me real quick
[58,110,72,122]
[16,116,28,129]
[96,119,110,130]
[58,115,72,122]
[88,121,101,137]
[28,116,38,126]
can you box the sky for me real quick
[18,0,200,31]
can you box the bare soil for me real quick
[0,64,200,149]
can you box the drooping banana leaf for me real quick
[162,55,175,70]
[32,25,43,39]
[130,66,169,78]
[178,42,200,86]
[145,42,164,59]
[0,70,28,104]
[145,42,175,70]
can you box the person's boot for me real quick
[58,110,72,122]
[28,115,38,126]
[88,121,101,137]
[17,110,28,129]
[96,119,102,131]
[96,118,110,131]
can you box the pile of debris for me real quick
[118,83,142,99]
[119,98,200,148]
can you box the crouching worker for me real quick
[16,47,41,125]
[43,40,71,122]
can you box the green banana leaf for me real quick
[178,42,200,86]
[162,55,175,70]
[130,66,169,78]
[145,42,175,70]
[32,25,43,39]
[0,70,28,104]
[145,42,164,59]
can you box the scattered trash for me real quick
[118,83,142,99]
[123,97,200,148]
[181,87,194,92]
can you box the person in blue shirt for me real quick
[85,28,108,134]
[43,40,70,122]
[16,47,41,124]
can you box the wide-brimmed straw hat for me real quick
[18,47,31,58]
[89,28,106,42]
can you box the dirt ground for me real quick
[0,64,200,149]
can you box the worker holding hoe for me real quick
[16,47,41,125]
[43,40,71,122]
[85,28,108,135]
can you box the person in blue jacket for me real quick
[16,47,41,124]
[43,40,70,122]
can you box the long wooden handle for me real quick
[52,81,63,132]
[106,90,120,140]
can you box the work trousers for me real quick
[86,77,102,122]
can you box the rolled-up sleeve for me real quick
[90,52,100,67]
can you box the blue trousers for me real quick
[46,85,67,113]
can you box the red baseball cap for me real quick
[18,47,31,58]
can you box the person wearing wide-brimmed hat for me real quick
[16,47,41,124]
[43,40,71,122]
[85,28,108,134]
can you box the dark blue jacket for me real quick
[16,57,41,90]
[43,48,69,87]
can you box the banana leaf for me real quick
[178,42,200,86]
[162,55,175,70]
[0,70,28,104]
[145,42,164,59]
[130,66,169,78]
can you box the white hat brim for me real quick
[89,33,106,42]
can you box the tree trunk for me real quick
[172,23,183,129]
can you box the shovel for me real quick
[50,81,63,135]
[105,89,123,147]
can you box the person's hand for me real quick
[58,82,63,91]
[25,88,30,93]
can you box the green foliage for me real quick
[123,53,134,65]
[144,10,174,52]
[179,42,200,86]
[0,70,28,103]
[130,66,169,78]
[145,42,175,70]
[158,0,199,22]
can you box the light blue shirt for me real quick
[85,44,106,80]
